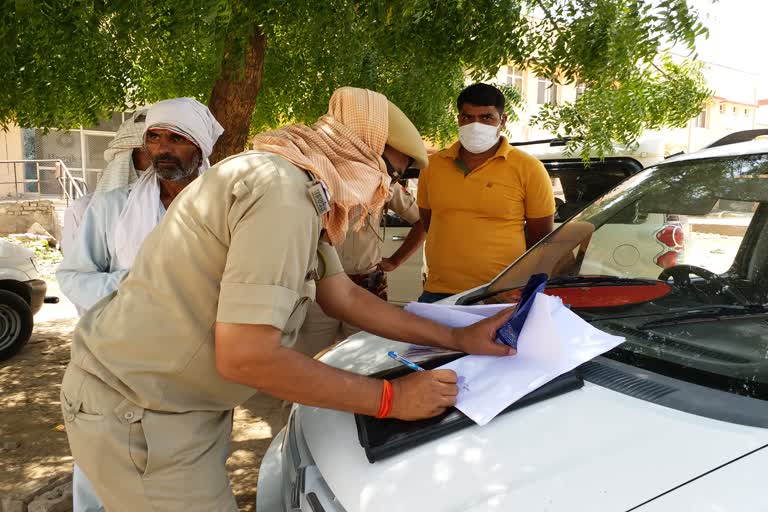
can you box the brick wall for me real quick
[0,200,61,240]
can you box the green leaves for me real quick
[2,0,711,159]
[531,54,711,160]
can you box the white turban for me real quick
[142,97,224,169]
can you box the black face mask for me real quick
[382,154,401,180]
[383,155,416,181]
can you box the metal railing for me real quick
[0,159,87,205]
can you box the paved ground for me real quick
[0,282,285,511]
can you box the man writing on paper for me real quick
[59,87,514,511]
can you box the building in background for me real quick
[493,60,765,155]
[756,99,768,129]
[0,111,137,198]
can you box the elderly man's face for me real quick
[144,128,202,181]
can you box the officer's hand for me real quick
[377,257,398,272]
[389,370,458,420]
[450,308,517,357]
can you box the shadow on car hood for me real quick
[300,333,768,512]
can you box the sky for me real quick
[688,0,768,98]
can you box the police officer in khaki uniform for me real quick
[60,87,515,511]
[297,179,425,356]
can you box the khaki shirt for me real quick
[337,183,419,274]
[69,152,343,412]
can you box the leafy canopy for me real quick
[1,0,710,155]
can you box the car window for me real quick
[685,200,757,274]
[546,159,641,223]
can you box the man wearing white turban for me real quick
[57,97,223,312]
[56,98,223,512]
[96,107,151,192]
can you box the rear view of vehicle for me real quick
[0,239,47,360]
[538,139,687,278]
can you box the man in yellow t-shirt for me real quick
[417,83,555,302]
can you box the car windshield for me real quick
[465,151,768,400]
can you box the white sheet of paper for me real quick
[407,294,625,426]
[403,302,514,327]
[401,302,516,360]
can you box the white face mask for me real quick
[458,122,501,154]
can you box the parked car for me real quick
[384,136,682,303]
[257,138,768,511]
[0,239,47,360]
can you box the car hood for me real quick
[297,333,768,512]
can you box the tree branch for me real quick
[208,26,267,164]
[651,61,674,81]
[533,0,565,38]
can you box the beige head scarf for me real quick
[251,87,392,244]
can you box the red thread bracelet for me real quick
[376,380,393,418]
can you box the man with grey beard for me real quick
[56,98,223,511]
[57,97,223,312]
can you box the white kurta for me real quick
[56,184,165,315]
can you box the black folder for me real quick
[354,353,584,463]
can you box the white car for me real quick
[257,139,768,511]
[0,239,48,360]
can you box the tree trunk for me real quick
[208,27,266,165]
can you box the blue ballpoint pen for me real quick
[387,351,425,372]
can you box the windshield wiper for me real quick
[464,276,661,304]
[637,304,768,330]
[546,276,661,287]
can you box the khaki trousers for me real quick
[61,364,236,511]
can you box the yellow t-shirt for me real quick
[417,138,555,294]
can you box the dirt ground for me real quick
[0,282,285,511]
